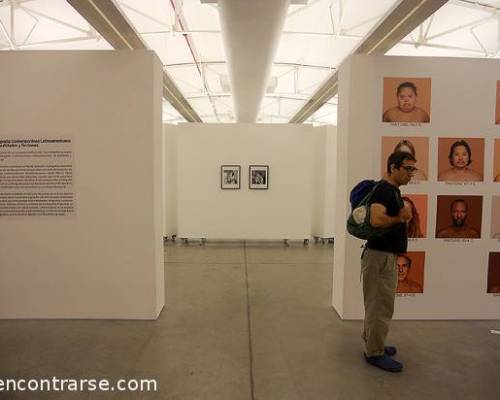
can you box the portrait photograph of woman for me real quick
[382,78,431,123]
[402,194,427,238]
[437,138,484,182]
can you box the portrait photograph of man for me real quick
[396,252,425,294]
[487,253,500,294]
[435,195,482,239]
[382,78,431,123]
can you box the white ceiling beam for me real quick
[165,60,335,71]
[139,28,361,40]
[450,0,500,12]
[289,0,449,124]
[0,10,16,49]
[20,4,91,34]
[66,0,202,123]
[117,1,169,29]
[426,15,494,41]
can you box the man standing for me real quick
[361,151,415,372]
[436,199,480,238]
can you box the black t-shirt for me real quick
[366,180,407,254]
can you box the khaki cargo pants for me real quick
[361,247,398,357]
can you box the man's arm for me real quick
[370,203,411,229]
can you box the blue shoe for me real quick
[364,354,403,372]
[384,346,397,356]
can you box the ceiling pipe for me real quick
[215,0,292,122]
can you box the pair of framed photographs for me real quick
[221,165,269,190]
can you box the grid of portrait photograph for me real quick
[380,77,500,296]
[380,135,500,294]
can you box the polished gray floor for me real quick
[1,241,500,399]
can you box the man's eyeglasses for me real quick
[401,166,418,173]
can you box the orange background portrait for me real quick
[402,194,428,237]
[397,251,425,294]
[493,139,500,182]
[382,77,432,122]
[381,136,429,180]
[491,196,500,238]
[437,137,485,180]
[435,195,483,238]
[487,253,500,293]
[495,81,500,124]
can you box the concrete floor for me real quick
[1,241,500,399]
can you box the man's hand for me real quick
[399,202,413,223]
[371,203,403,228]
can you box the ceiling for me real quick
[1,0,499,125]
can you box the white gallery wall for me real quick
[164,124,178,238]
[0,51,165,319]
[333,54,500,319]
[164,123,336,240]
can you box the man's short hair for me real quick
[386,151,417,175]
[448,140,472,166]
[450,199,467,212]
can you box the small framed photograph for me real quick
[249,165,269,190]
[221,165,241,189]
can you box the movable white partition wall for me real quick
[333,54,500,320]
[163,123,336,240]
[0,51,165,319]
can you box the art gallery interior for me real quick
[1,0,500,398]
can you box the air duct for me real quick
[216,0,291,122]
